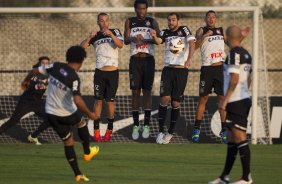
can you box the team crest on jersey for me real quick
[244,54,249,59]
[146,20,151,27]
[216,29,221,34]
[60,68,68,77]
[177,31,183,36]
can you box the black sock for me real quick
[220,142,238,178]
[64,146,81,176]
[158,104,167,133]
[94,118,100,130]
[168,107,180,134]
[194,119,202,129]
[238,140,251,181]
[132,110,139,126]
[31,121,50,138]
[221,122,227,131]
[78,125,90,154]
[107,118,114,130]
[144,109,151,126]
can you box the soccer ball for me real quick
[169,37,185,54]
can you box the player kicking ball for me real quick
[209,25,252,184]
[151,12,195,144]
[30,46,99,182]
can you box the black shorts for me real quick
[94,69,119,102]
[129,56,155,90]
[226,98,252,132]
[160,67,188,101]
[47,111,82,141]
[199,65,223,96]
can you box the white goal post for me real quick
[0,6,270,144]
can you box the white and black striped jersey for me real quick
[224,46,252,103]
[39,62,81,117]
[89,29,123,69]
[160,26,195,67]
[200,26,225,66]
[128,17,155,56]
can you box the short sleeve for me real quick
[71,77,81,96]
[159,30,166,44]
[182,26,195,42]
[113,29,124,41]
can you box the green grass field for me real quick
[0,143,281,184]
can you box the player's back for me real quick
[44,62,80,116]
[224,46,252,103]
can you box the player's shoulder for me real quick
[179,26,192,36]
[230,47,252,64]
[110,28,122,35]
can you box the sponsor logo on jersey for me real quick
[177,31,183,36]
[208,35,224,42]
[60,68,68,77]
[210,51,223,59]
[132,27,151,33]
[49,76,67,91]
[96,38,113,45]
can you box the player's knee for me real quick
[63,134,74,146]
[132,89,141,97]
[171,100,180,108]
[160,96,170,105]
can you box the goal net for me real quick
[0,7,271,144]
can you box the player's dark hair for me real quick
[168,12,180,20]
[206,10,216,18]
[32,56,50,68]
[97,12,108,22]
[134,0,148,9]
[66,45,87,64]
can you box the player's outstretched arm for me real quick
[74,95,98,120]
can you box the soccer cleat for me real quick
[162,133,173,144]
[84,146,99,161]
[132,125,140,140]
[156,132,165,144]
[27,134,42,145]
[93,129,101,142]
[230,174,253,184]
[208,176,230,184]
[219,129,228,144]
[142,125,150,139]
[104,129,112,142]
[75,174,90,182]
[192,128,200,143]
[230,179,252,184]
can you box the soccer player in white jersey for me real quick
[81,13,123,142]
[30,46,99,182]
[209,25,253,184]
[192,10,227,143]
[151,12,195,144]
[124,0,160,140]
